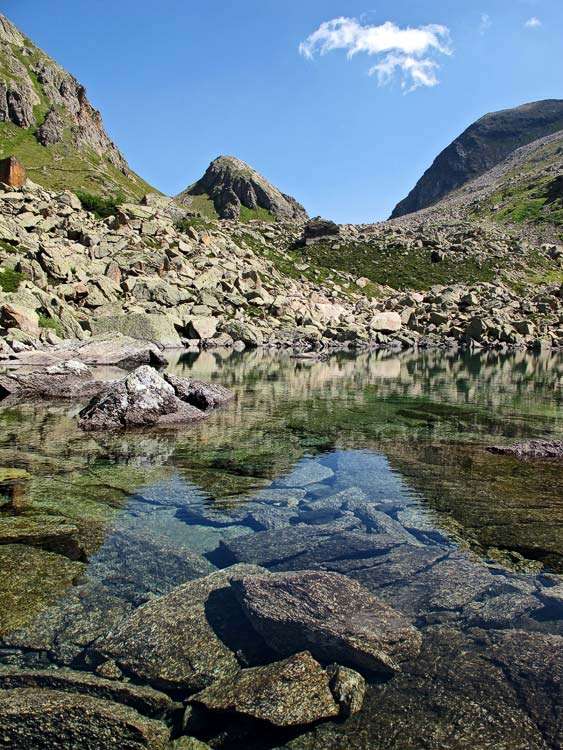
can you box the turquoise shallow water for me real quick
[0,348,561,748]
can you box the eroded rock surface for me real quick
[0,688,171,749]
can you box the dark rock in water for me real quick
[326,664,366,717]
[0,688,171,749]
[190,651,339,727]
[216,524,399,571]
[232,570,422,674]
[96,565,270,692]
[487,440,563,459]
[0,666,181,719]
[78,366,233,431]
[164,374,233,411]
[472,628,563,747]
[89,528,216,601]
[0,515,86,560]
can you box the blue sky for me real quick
[4,0,562,222]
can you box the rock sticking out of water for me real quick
[78,366,233,431]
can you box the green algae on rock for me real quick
[0,544,84,635]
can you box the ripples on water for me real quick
[0,348,561,747]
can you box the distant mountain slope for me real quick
[177,155,308,222]
[0,13,155,199]
[391,99,563,218]
[392,129,563,242]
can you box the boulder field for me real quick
[0,180,561,363]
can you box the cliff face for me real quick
[391,99,563,218]
[177,155,308,222]
[0,13,154,199]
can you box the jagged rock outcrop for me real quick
[0,13,152,199]
[177,155,308,222]
[391,99,563,218]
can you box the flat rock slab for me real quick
[0,688,171,749]
[232,570,422,674]
[276,460,335,488]
[96,564,269,692]
[0,666,180,719]
[0,516,85,560]
[0,360,104,402]
[8,333,168,369]
[0,544,85,637]
[217,525,399,571]
[191,651,339,727]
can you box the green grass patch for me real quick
[181,192,219,220]
[175,215,217,233]
[301,240,495,291]
[0,121,154,201]
[239,205,275,223]
[76,191,124,219]
[0,269,24,293]
[37,314,63,337]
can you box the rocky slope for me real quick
[177,155,308,222]
[391,129,563,243]
[0,14,154,200]
[391,99,563,218]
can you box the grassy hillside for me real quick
[0,121,154,199]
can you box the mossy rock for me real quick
[0,544,85,635]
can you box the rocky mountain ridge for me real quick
[177,155,308,222]
[0,13,153,200]
[391,99,563,218]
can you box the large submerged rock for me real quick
[232,570,422,674]
[96,565,267,691]
[78,365,233,431]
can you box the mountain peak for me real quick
[391,98,563,218]
[177,155,308,222]
[0,13,153,199]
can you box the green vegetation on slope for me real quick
[75,191,125,219]
[470,136,563,236]
[0,122,153,201]
[0,268,23,293]
[301,240,496,291]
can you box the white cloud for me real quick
[299,17,452,92]
[479,13,492,34]
[524,16,542,28]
